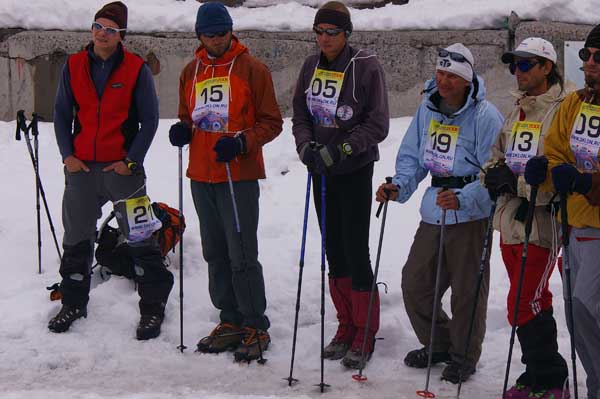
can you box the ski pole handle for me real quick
[31,113,42,137]
[376,176,393,218]
[15,110,26,141]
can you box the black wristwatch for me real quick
[125,158,139,173]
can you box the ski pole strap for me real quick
[431,175,477,189]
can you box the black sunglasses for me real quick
[201,31,230,39]
[579,47,600,64]
[438,49,472,67]
[313,26,345,37]
[509,60,540,75]
[91,22,126,36]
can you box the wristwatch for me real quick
[341,142,353,156]
[125,158,139,173]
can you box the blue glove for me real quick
[551,163,592,194]
[169,121,192,147]
[524,156,548,186]
[214,134,246,163]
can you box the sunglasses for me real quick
[91,22,126,36]
[508,60,540,75]
[313,26,345,37]
[579,47,600,63]
[438,49,472,67]
[201,31,230,39]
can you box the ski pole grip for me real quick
[31,113,42,137]
[375,177,393,218]
[15,110,25,141]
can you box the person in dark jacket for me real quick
[291,1,389,370]
[48,1,173,340]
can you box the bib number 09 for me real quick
[574,113,600,138]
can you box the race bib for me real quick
[192,77,230,133]
[570,102,600,172]
[124,195,162,243]
[505,121,542,175]
[306,68,345,128]
[423,119,460,176]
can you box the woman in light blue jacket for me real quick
[376,43,503,383]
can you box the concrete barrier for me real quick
[0,20,594,122]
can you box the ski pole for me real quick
[417,189,448,399]
[353,176,392,382]
[225,162,267,364]
[560,193,578,399]
[501,186,539,398]
[176,147,187,353]
[316,173,330,393]
[16,111,62,266]
[456,197,497,398]
[284,171,312,386]
[32,113,42,274]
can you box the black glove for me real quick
[169,121,192,147]
[524,156,548,186]
[313,144,341,175]
[214,134,246,163]
[552,163,592,194]
[485,163,517,196]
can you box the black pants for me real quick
[312,162,374,291]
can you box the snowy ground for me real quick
[0,118,588,398]
[0,0,597,33]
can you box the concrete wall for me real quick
[0,20,595,122]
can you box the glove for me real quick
[169,121,192,147]
[524,156,548,186]
[484,163,517,196]
[551,163,592,194]
[313,144,341,175]
[214,134,246,163]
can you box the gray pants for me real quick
[401,219,490,367]
[565,227,600,399]
[60,163,173,315]
[191,180,269,330]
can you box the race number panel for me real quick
[423,119,460,176]
[124,195,162,243]
[306,68,345,128]
[506,121,542,175]
[570,102,600,172]
[192,77,230,133]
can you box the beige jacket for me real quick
[484,83,573,247]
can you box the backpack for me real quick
[94,202,185,278]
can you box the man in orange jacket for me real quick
[169,2,283,362]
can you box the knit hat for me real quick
[94,1,128,39]
[314,8,353,36]
[502,37,557,64]
[585,24,600,49]
[436,43,475,82]
[195,2,233,37]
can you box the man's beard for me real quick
[585,74,600,89]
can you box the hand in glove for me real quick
[551,163,592,194]
[214,134,246,163]
[169,121,192,147]
[484,163,517,196]
[524,156,548,186]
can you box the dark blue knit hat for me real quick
[195,2,233,37]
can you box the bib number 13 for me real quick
[511,130,535,152]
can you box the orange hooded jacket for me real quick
[177,36,283,183]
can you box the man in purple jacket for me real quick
[291,0,389,370]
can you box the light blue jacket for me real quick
[392,76,504,225]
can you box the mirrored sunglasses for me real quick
[201,31,230,39]
[92,22,126,36]
[508,60,539,75]
[313,26,345,37]
[579,48,600,64]
[438,49,473,67]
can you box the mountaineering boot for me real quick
[341,289,380,369]
[324,277,355,360]
[48,305,87,333]
[197,322,244,353]
[234,327,270,362]
[505,383,532,399]
[136,314,164,340]
[404,347,451,368]
[440,360,476,384]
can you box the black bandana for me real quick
[585,24,600,49]
[314,9,352,34]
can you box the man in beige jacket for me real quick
[483,38,571,399]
